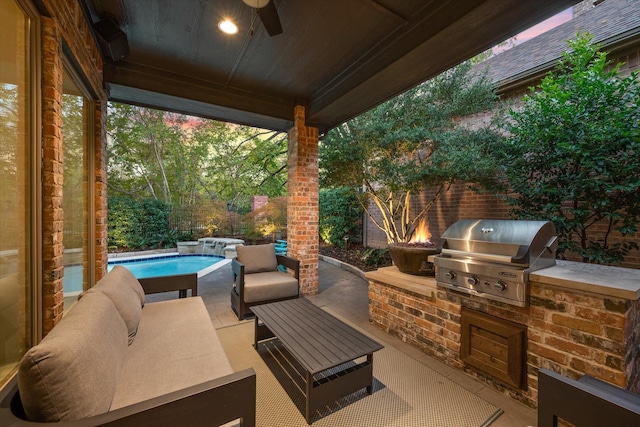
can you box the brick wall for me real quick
[40,0,107,332]
[95,99,108,280]
[41,17,64,334]
[251,195,269,212]
[366,183,510,248]
[369,278,639,408]
[287,106,319,295]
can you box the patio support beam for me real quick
[287,106,319,295]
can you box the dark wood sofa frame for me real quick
[0,273,257,427]
[538,368,640,427]
[138,272,199,298]
[231,254,300,320]
[0,371,256,427]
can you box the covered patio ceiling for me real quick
[81,0,577,134]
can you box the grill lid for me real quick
[438,219,557,267]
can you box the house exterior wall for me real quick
[40,0,107,332]
[365,183,511,248]
[41,16,65,335]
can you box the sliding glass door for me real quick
[0,0,36,387]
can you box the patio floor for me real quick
[180,258,538,427]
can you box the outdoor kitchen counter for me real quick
[365,266,438,299]
[530,260,640,301]
[367,261,640,301]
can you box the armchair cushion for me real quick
[243,271,299,303]
[236,243,278,274]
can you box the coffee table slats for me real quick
[282,300,374,358]
[252,299,382,375]
[256,304,333,371]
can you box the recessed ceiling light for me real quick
[218,19,238,35]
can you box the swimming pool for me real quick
[107,254,227,279]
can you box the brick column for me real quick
[287,106,319,295]
[95,100,108,280]
[41,17,64,334]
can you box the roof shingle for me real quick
[481,0,640,88]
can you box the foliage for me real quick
[0,83,19,251]
[61,94,85,248]
[243,197,288,241]
[361,248,390,267]
[320,61,503,243]
[106,104,290,246]
[108,196,175,249]
[107,104,288,213]
[190,199,233,237]
[107,104,202,206]
[190,120,288,212]
[500,33,640,264]
[319,188,363,247]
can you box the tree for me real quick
[107,104,200,205]
[107,104,288,213]
[192,120,287,212]
[320,61,503,244]
[501,33,640,264]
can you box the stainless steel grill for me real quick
[433,219,557,306]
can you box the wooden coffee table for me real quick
[251,298,383,424]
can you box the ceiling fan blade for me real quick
[257,0,282,36]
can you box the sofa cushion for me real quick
[236,243,278,274]
[243,271,299,303]
[18,291,128,422]
[90,265,144,344]
[110,296,234,409]
[106,265,146,307]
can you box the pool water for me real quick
[108,254,224,279]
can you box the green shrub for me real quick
[108,196,175,250]
[501,33,640,264]
[319,187,363,247]
[361,248,389,267]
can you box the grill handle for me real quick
[545,235,558,253]
[439,248,529,265]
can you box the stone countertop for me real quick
[530,260,640,300]
[367,261,640,301]
[365,266,437,299]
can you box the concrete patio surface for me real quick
[163,258,538,427]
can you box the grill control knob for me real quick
[493,280,508,292]
[445,271,456,281]
[467,276,479,286]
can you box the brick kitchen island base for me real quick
[367,263,640,408]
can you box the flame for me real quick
[410,219,432,244]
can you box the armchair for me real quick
[231,243,300,320]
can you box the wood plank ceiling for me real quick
[81,0,577,133]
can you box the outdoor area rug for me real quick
[217,316,503,426]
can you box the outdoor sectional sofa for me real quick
[0,266,256,426]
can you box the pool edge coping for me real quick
[107,252,231,279]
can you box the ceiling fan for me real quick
[242,0,283,36]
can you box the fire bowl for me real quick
[388,243,437,276]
